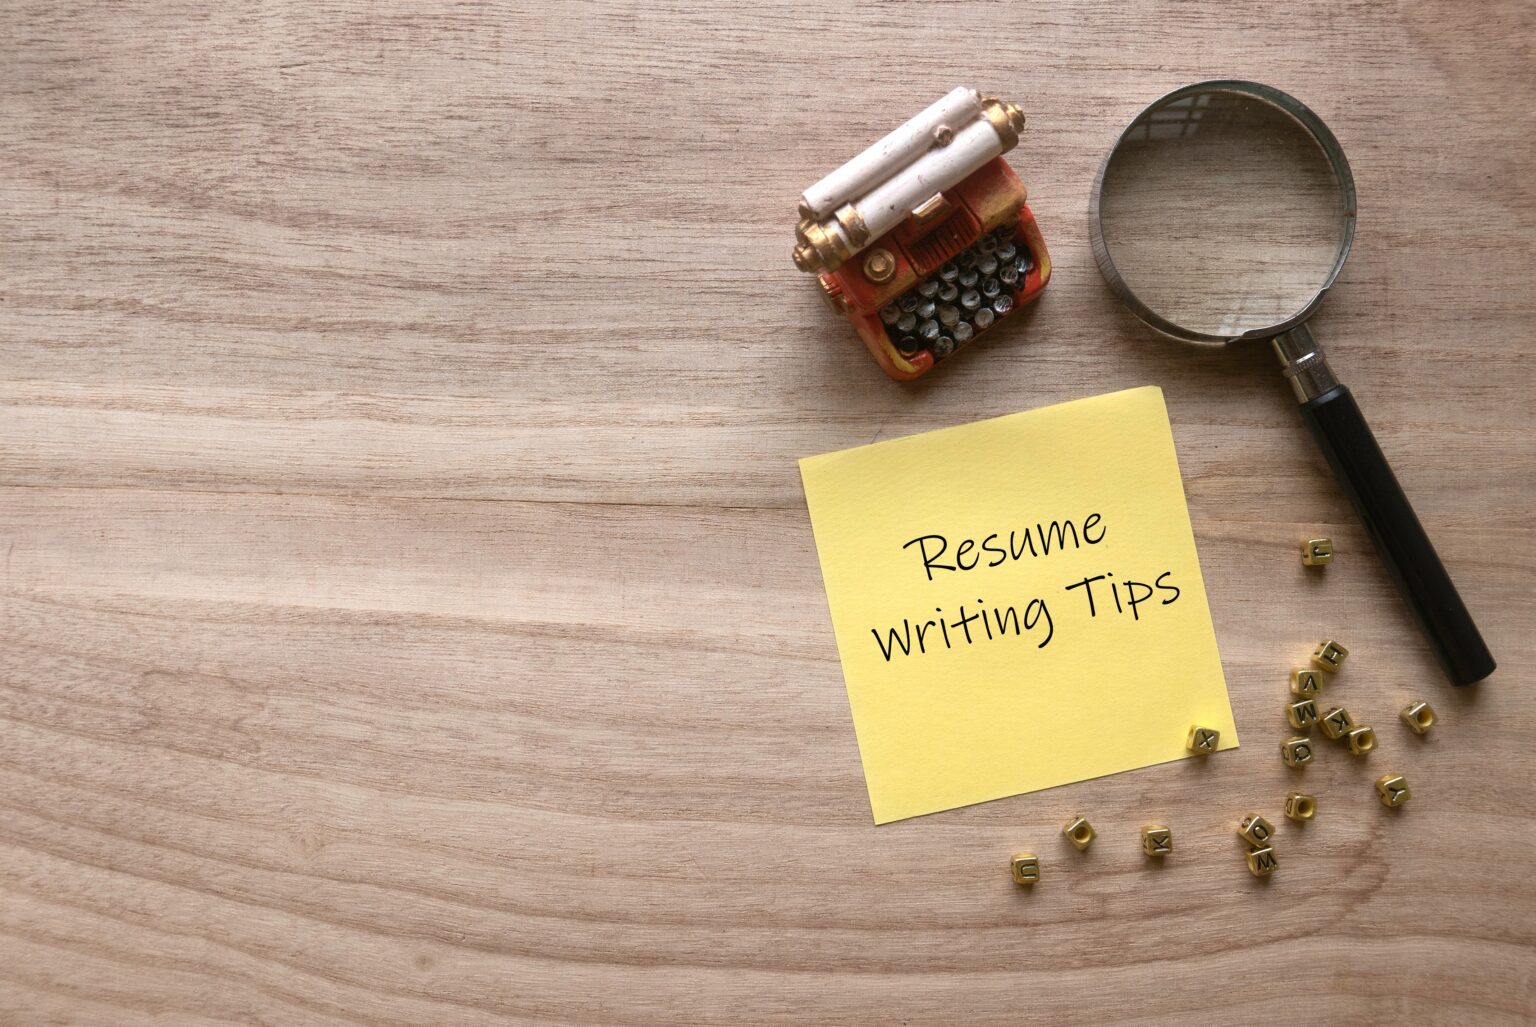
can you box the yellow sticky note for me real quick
[799,386,1237,823]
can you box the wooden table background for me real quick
[2,2,1533,1023]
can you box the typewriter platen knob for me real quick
[981,97,1027,147]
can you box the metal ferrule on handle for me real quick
[1272,324,1338,401]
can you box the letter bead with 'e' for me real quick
[1238,814,1276,847]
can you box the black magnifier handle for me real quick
[1274,326,1495,685]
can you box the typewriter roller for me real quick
[793,87,1052,380]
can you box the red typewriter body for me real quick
[793,89,1050,380]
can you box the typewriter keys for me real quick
[880,227,1032,362]
[805,216,1039,368]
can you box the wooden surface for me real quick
[2,2,1533,1023]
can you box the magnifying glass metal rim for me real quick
[1086,78,1495,687]
[1088,79,1358,346]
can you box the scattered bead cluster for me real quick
[1010,536,1439,886]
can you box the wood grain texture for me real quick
[2,1,1533,1023]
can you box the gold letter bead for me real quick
[1345,725,1377,756]
[1246,846,1279,876]
[1141,825,1172,856]
[1010,853,1040,885]
[1281,736,1315,768]
[1301,538,1333,566]
[1286,698,1320,731]
[1284,792,1317,821]
[1375,774,1412,808]
[1187,725,1220,755]
[1320,706,1357,740]
[1312,639,1348,672]
[1062,816,1095,851]
[1237,813,1276,847]
[1290,668,1323,697]
[1401,701,1436,735]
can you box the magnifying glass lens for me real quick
[1090,82,1494,686]
[1097,90,1350,337]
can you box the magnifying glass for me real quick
[1090,80,1494,686]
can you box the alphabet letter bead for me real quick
[1281,736,1315,768]
[1010,853,1040,885]
[1062,816,1095,851]
[1312,639,1348,672]
[1320,706,1356,740]
[1237,813,1276,847]
[1301,538,1333,566]
[1187,725,1220,755]
[1345,725,1377,756]
[1290,668,1323,697]
[1246,846,1279,876]
[1141,825,1172,856]
[1286,698,1320,730]
[1284,792,1317,821]
[1401,701,1436,735]
[1375,774,1412,808]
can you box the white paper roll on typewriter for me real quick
[794,90,1025,273]
[799,86,983,220]
[845,117,1005,245]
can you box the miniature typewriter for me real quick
[793,87,1051,380]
